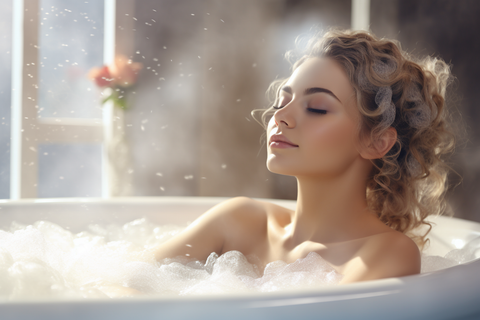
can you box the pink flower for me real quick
[88,65,113,88]
[88,55,143,88]
[109,55,143,87]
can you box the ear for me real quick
[360,127,397,160]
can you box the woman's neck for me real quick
[288,162,376,245]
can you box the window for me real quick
[6,0,118,199]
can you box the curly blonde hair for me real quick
[258,29,455,248]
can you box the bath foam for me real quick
[0,218,477,300]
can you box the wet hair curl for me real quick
[256,29,456,249]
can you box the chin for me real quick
[266,160,298,177]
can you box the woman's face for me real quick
[266,57,363,178]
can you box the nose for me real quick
[273,102,296,129]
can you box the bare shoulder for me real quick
[214,196,267,220]
[341,231,421,283]
[153,197,268,262]
[208,197,269,234]
[213,197,293,255]
[199,197,291,231]
[368,231,421,269]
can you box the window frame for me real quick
[10,0,122,199]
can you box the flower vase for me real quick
[102,88,133,197]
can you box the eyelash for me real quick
[272,105,327,115]
[307,108,327,114]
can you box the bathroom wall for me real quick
[125,0,282,198]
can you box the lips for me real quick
[269,134,299,148]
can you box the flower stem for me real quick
[102,88,127,110]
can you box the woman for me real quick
[152,29,454,284]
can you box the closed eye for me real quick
[307,108,327,114]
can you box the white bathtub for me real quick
[0,197,479,320]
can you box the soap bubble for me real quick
[1,220,478,300]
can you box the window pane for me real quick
[38,0,104,119]
[0,0,12,199]
[38,144,102,198]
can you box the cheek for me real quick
[304,118,359,163]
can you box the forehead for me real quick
[285,57,355,105]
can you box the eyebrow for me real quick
[281,86,341,103]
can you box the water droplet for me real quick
[236,99,241,102]
[221,164,227,169]
[160,186,165,191]
[184,175,194,180]
[156,172,163,177]
[252,63,257,68]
